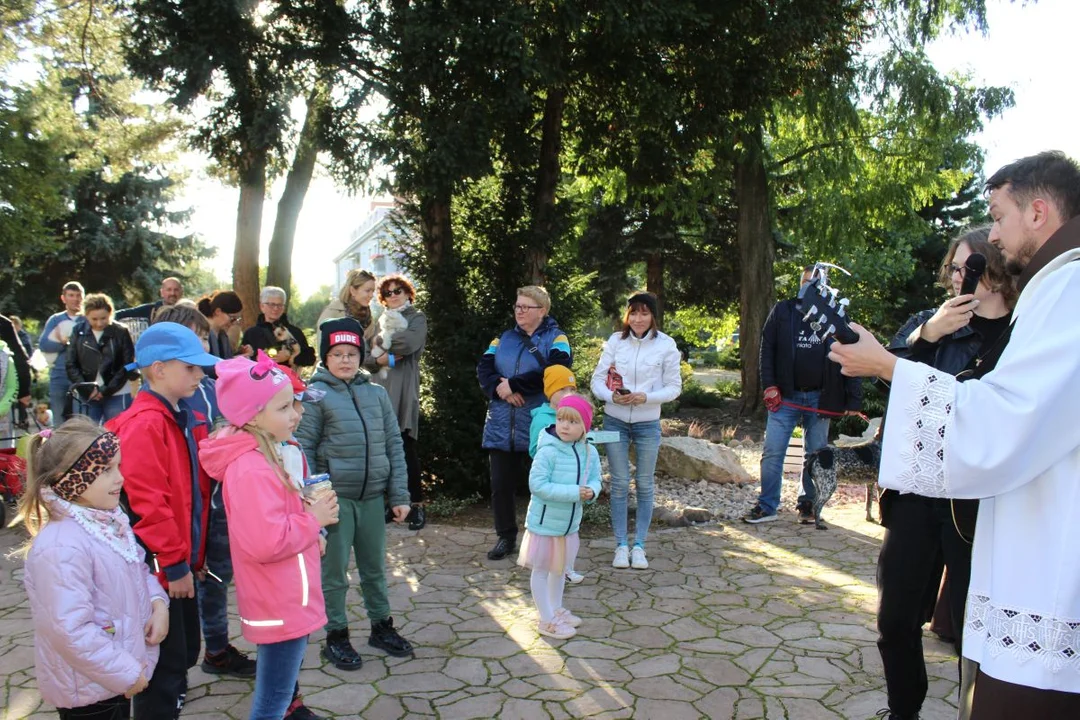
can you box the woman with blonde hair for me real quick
[319,269,377,332]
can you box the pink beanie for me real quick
[558,395,593,430]
[215,350,292,427]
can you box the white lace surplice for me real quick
[878,255,1080,692]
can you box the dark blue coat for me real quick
[477,316,571,452]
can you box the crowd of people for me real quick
[7,149,1080,720]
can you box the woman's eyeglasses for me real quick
[947,264,967,278]
[514,304,542,313]
[227,313,243,324]
[382,287,406,298]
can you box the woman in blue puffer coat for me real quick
[476,285,572,562]
[518,396,602,640]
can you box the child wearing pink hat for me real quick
[518,395,602,640]
[198,351,340,720]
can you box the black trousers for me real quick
[132,595,200,720]
[57,696,129,719]
[489,450,531,543]
[877,491,976,718]
[403,430,422,504]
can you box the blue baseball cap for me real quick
[128,322,220,369]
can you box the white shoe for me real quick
[565,569,585,584]
[538,619,576,640]
[612,545,630,569]
[630,546,649,569]
[554,607,582,628]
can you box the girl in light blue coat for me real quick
[518,396,602,640]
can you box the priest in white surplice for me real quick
[831,151,1080,719]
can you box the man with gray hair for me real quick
[240,286,315,368]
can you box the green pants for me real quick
[322,495,390,631]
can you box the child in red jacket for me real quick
[199,352,339,720]
[106,322,220,719]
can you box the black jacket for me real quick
[0,314,31,400]
[240,313,315,368]
[887,309,1009,379]
[759,298,862,413]
[114,300,163,321]
[65,322,137,397]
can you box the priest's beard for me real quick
[1004,233,1039,275]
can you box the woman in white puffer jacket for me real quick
[590,293,682,570]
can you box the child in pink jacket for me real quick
[198,352,339,720]
[19,416,169,719]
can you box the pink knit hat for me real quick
[558,395,593,430]
[215,350,293,427]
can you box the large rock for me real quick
[655,436,751,484]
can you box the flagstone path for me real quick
[0,503,960,719]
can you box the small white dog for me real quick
[369,308,408,378]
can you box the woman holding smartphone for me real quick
[590,292,682,571]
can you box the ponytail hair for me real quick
[197,290,243,318]
[10,417,108,552]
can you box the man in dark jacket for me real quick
[743,267,863,524]
[240,286,315,368]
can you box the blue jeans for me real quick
[49,372,71,423]
[604,415,661,548]
[248,635,308,720]
[757,390,830,515]
[74,393,131,424]
[196,483,234,654]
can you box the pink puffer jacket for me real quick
[24,510,167,709]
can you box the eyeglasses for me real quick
[382,287,406,298]
[946,264,967,278]
[514,304,542,313]
[327,352,360,362]
[227,313,243,324]
[262,302,285,309]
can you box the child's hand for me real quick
[124,671,149,698]
[318,535,327,556]
[390,505,410,523]
[145,600,169,645]
[308,493,340,527]
[168,573,195,599]
[579,487,595,501]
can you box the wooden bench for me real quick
[783,436,805,475]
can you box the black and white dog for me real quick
[806,439,882,530]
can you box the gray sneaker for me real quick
[742,505,779,524]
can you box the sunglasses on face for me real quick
[382,287,406,298]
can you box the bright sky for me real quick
[184,0,1080,298]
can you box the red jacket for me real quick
[107,391,211,588]
[199,427,325,644]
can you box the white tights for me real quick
[530,568,567,623]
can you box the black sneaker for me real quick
[797,501,814,524]
[407,504,426,531]
[742,505,779,524]
[369,617,414,657]
[200,644,257,677]
[875,711,919,720]
[322,628,362,670]
[284,697,324,720]
[487,537,515,560]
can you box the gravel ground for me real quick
[606,441,873,523]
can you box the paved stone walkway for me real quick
[1,504,960,719]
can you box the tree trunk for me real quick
[266,83,329,297]
[234,149,267,328]
[421,191,452,270]
[734,125,775,414]
[528,87,565,285]
[645,250,664,327]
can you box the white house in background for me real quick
[332,201,410,292]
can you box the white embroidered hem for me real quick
[895,368,956,496]
[967,593,1080,674]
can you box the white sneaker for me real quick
[565,569,585,584]
[554,607,582,628]
[538,619,576,640]
[612,545,630,569]
[630,546,649,569]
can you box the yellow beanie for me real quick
[543,365,577,400]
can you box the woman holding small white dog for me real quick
[364,274,428,530]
